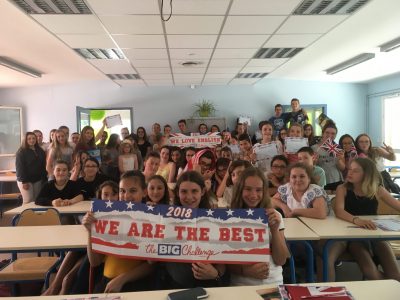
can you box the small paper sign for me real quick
[105,114,123,128]
[168,133,221,148]
[285,137,308,154]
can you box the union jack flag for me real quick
[320,138,342,157]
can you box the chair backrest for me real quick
[14,208,61,226]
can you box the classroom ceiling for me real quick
[1,0,400,88]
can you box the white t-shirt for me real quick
[231,212,284,286]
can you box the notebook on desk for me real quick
[279,285,354,300]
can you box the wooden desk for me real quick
[284,218,320,282]
[0,280,398,299]
[0,173,17,182]
[4,201,92,218]
[0,225,87,252]
[0,172,17,195]
[300,215,400,281]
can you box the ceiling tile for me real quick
[241,66,275,73]
[169,49,213,59]
[174,74,204,79]
[112,35,165,48]
[57,34,116,48]
[230,0,302,15]
[175,80,202,85]
[86,0,159,14]
[172,0,230,15]
[217,35,269,48]
[165,16,224,34]
[207,67,242,74]
[246,58,289,67]
[230,78,260,85]
[131,60,170,67]
[222,16,286,34]
[172,68,207,74]
[89,59,136,73]
[114,79,146,86]
[136,67,171,74]
[99,15,163,34]
[203,79,231,85]
[263,34,321,48]
[32,15,106,34]
[146,80,174,86]
[123,48,168,60]
[204,73,235,79]
[209,59,248,67]
[277,15,348,34]
[140,73,172,80]
[213,49,257,59]
[168,35,218,48]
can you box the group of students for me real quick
[13,97,400,295]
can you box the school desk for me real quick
[284,218,320,283]
[4,200,92,221]
[299,215,400,281]
[0,280,399,300]
[0,225,87,253]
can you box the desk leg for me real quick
[322,239,335,282]
[303,241,314,283]
[287,242,296,283]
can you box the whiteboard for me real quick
[0,107,23,156]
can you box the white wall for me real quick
[0,78,367,141]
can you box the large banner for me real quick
[91,200,270,264]
[168,132,222,148]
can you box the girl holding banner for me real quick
[165,171,229,288]
[229,167,290,286]
[83,171,154,293]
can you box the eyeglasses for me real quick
[84,165,98,168]
[272,165,286,169]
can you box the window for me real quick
[383,94,400,167]
[282,104,327,136]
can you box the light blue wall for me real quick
[0,78,367,141]
[366,72,400,144]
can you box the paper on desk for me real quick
[61,296,121,300]
[105,114,123,128]
[374,219,400,231]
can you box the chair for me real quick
[0,208,63,296]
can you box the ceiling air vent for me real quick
[106,74,141,80]
[254,48,303,59]
[75,49,125,60]
[236,73,268,79]
[11,0,92,14]
[293,0,370,15]
[181,61,203,67]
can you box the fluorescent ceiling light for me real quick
[0,56,42,78]
[380,36,400,52]
[325,53,375,75]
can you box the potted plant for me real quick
[194,100,216,117]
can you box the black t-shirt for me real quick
[344,189,378,215]
[76,173,110,200]
[35,180,83,206]
[137,141,151,159]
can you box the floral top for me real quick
[277,183,329,211]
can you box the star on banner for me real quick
[246,209,254,216]
[126,202,134,209]
[226,209,234,216]
[147,205,155,211]
[206,209,214,216]
[105,200,113,208]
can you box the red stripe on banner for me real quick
[221,248,271,255]
[92,237,139,250]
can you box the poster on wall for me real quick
[0,107,22,156]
